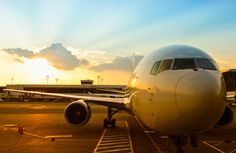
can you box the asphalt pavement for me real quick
[0,102,236,153]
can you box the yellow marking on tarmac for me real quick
[94,121,133,153]
[135,117,163,153]
[144,130,156,134]
[23,131,47,139]
[45,135,72,139]
[203,140,236,153]
[202,141,225,153]
[126,122,134,153]
[55,139,99,142]
[1,124,72,140]
[3,124,19,128]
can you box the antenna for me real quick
[132,52,135,71]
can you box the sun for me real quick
[23,58,61,83]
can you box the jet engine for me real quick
[215,105,233,127]
[64,100,91,126]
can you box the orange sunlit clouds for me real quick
[1,55,131,85]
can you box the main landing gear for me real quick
[168,135,198,153]
[170,136,188,153]
[103,107,119,128]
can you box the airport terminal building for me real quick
[0,82,126,101]
[1,70,236,102]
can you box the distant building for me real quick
[2,84,126,102]
[80,79,93,85]
[0,86,6,101]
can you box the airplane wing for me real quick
[96,87,131,94]
[4,89,130,110]
[87,92,126,98]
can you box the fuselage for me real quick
[128,45,226,136]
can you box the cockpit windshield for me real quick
[195,59,218,70]
[150,58,219,76]
[173,59,196,70]
[173,58,218,71]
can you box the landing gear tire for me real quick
[111,119,116,128]
[103,118,116,128]
[168,136,187,153]
[103,119,108,128]
[103,107,118,128]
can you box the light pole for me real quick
[97,76,100,85]
[55,78,58,84]
[101,78,104,85]
[11,77,14,84]
[46,75,50,85]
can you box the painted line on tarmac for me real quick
[1,124,73,140]
[230,148,236,153]
[135,117,163,153]
[3,124,19,128]
[126,121,134,153]
[1,125,47,139]
[202,141,224,153]
[45,135,72,139]
[55,138,99,142]
[203,140,236,153]
[93,121,133,153]
[23,131,47,139]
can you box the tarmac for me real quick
[0,102,236,153]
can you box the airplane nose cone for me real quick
[175,71,225,131]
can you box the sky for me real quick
[0,0,236,85]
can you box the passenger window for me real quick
[150,61,161,75]
[196,59,217,70]
[173,59,196,70]
[158,59,173,73]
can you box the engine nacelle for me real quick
[64,100,91,126]
[215,105,233,127]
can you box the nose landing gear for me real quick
[103,107,119,128]
[168,135,199,153]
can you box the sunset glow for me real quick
[0,0,236,85]
[23,58,61,82]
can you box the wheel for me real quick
[111,119,116,128]
[103,119,108,128]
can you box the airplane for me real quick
[4,45,234,153]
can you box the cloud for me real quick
[3,48,35,58]
[3,43,89,70]
[90,55,143,72]
[37,43,88,70]
[3,43,144,72]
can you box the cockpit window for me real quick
[173,59,196,70]
[150,61,161,75]
[158,59,173,73]
[196,59,218,70]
